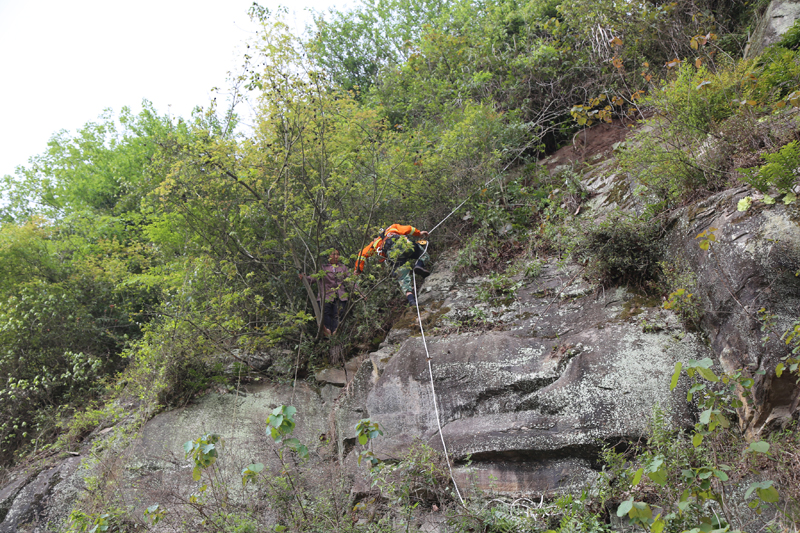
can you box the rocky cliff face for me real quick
[2,133,799,532]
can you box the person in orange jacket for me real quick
[354,224,431,307]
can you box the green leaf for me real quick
[696,367,719,382]
[699,409,712,425]
[632,467,644,486]
[671,362,682,391]
[713,469,729,481]
[748,441,770,454]
[248,462,264,472]
[692,357,714,369]
[746,480,774,499]
[784,192,797,204]
[297,444,309,459]
[652,517,665,533]
[776,363,784,377]
[630,501,653,519]
[763,194,776,204]
[648,468,668,486]
[693,433,704,447]
[737,196,752,212]
[617,499,634,517]
[757,485,780,503]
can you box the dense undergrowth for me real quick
[1,0,800,531]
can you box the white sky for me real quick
[0,0,345,179]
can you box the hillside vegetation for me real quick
[1,0,799,530]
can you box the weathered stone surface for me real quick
[358,259,706,495]
[746,0,800,58]
[315,354,367,386]
[667,189,800,434]
[0,455,83,533]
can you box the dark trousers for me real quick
[323,298,346,332]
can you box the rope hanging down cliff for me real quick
[411,267,465,505]
[400,169,516,506]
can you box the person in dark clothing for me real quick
[299,249,351,336]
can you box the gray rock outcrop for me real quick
[746,0,800,58]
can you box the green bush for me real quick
[739,140,800,194]
[619,59,748,206]
[576,213,663,291]
[779,18,800,50]
[651,62,742,134]
[745,46,800,104]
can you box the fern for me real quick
[740,141,800,193]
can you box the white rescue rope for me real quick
[412,269,465,506]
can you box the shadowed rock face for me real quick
[0,455,82,533]
[667,189,800,434]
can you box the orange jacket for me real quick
[355,224,423,272]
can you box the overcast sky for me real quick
[0,0,344,179]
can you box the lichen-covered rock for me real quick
[0,455,83,533]
[666,188,800,434]
[359,260,707,495]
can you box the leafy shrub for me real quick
[739,140,800,194]
[651,62,742,134]
[620,61,754,207]
[659,257,703,329]
[745,46,800,104]
[603,361,799,532]
[575,213,663,291]
[779,18,800,50]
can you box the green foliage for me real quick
[758,307,800,381]
[476,273,522,305]
[745,46,800,105]
[68,510,117,533]
[184,433,224,481]
[603,360,788,532]
[655,62,743,134]
[267,405,309,459]
[308,0,447,93]
[355,418,383,467]
[1,103,176,222]
[619,61,752,207]
[739,140,800,195]
[659,257,702,328]
[576,212,662,290]
[778,18,800,50]
[662,288,703,328]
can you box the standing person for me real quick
[354,224,431,307]
[299,249,351,336]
